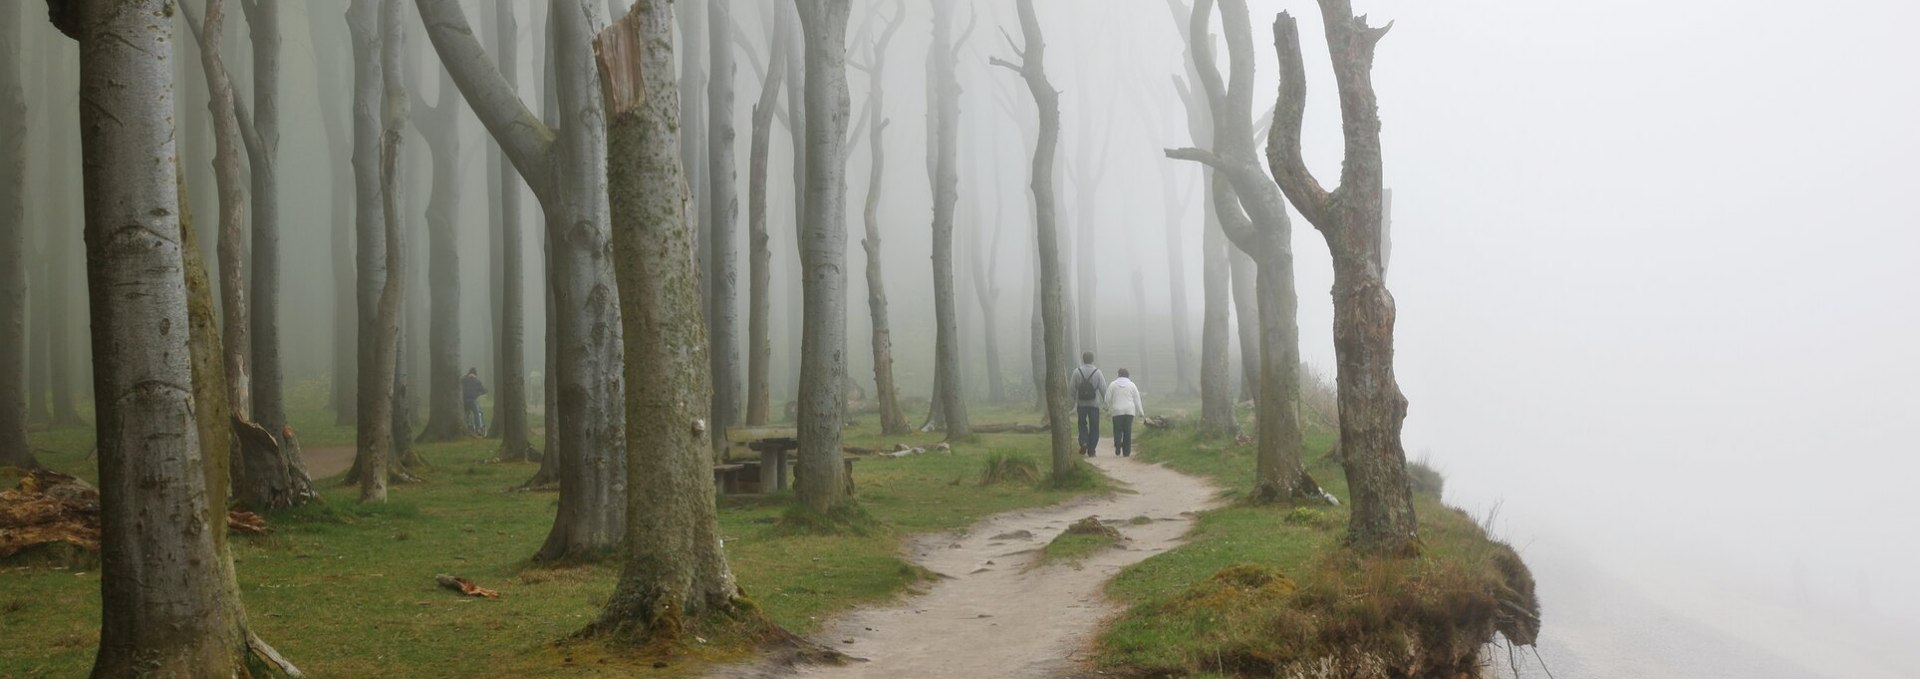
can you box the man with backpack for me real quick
[1070,352,1105,456]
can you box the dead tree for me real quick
[587,2,759,642]
[51,1,296,673]
[417,0,629,561]
[992,0,1075,481]
[0,0,32,470]
[490,1,535,462]
[851,3,910,435]
[413,63,467,444]
[1165,0,1238,437]
[792,0,853,514]
[736,9,787,426]
[1166,0,1317,502]
[1268,1,1417,554]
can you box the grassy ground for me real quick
[1094,411,1538,678]
[1,396,1098,677]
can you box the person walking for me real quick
[461,368,488,436]
[1070,352,1105,456]
[1105,368,1145,457]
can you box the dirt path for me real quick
[301,446,355,481]
[714,439,1221,679]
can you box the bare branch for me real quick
[950,4,978,59]
[412,0,555,199]
[1165,146,1230,171]
[1265,11,1331,224]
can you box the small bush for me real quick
[979,453,1040,486]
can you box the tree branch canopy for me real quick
[413,0,556,201]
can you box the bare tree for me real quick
[925,0,971,438]
[311,1,358,427]
[47,2,295,673]
[244,0,287,438]
[707,0,741,452]
[355,0,410,504]
[1166,0,1317,502]
[1268,1,1417,554]
[416,0,628,561]
[491,1,535,462]
[413,63,467,443]
[849,3,910,435]
[792,0,852,513]
[0,0,32,470]
[992,0,1074,480]
[737,10,786,426]
[588,2,756,640]
[1165,0,1237,437]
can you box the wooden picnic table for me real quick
[717,426,855,496]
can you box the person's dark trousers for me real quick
[1077,406,1102,455]
[1113,415,1135,457]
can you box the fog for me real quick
[11,0,1919,675]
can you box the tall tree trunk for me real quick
[792,0,851,514]
[992,0,1072,480]
[1199,191,1235,435]
[312,1,358,427]
[678,0,709,303]
[185,0,253,423]
[1269,4,1416,554]
[927,0,969,438]
[743,10,785,427]
[41,45,81,429]
[968,190,1006,405]
[244,0,287,438]
[52,4,257,673]
[357,0,410,504]
[415,66,467,443]
[857,9,908,435]
[1229,247,1258,402]
[0,0,31,470]
[492,1,534,461]
[589,3,755,640]
[706,0,740,453]
[1159,164,1196,394]
[781,4,806,405]
[416,0,628,561]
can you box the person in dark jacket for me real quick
[1070,352,1105,456]
[461,368,488,436]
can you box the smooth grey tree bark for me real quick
[706,0,740,453]
[991,0,1074,480]
[413,64,467,444]
[1269,2,1418,554]
[0,0,31,470]
[792,0,852,514]
[180,0,253,423]
[416,0,627,561]
[926,0,970,438]
[356,0,410,504]
[739,11,785,426]
[490,0,534,461]
[781,2,806,404]
[853,5,908,435]
[47,3,280,674]
[589,3,756,640]
[243,0,287,438]
[1167,0,1317,502]
[311,0,358,427]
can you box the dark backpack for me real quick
[1075,368,1100,401]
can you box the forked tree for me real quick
[991,0,1075,480]
[1268,1,1418,554]
[587,2,759,641]
[792,0,853,514]
[417,0,629,561]
[1166,0,1318,502]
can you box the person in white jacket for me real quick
[1104,369,1145,457]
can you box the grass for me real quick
[1037,517,1125,567]
[2,393,1102,678]
[1094,414,1539,678]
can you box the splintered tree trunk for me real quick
[706,0,740,453]
[859,10,908,435]
[55,3,258,673]
[492,0,534,461]
[744,10,785,426]
[0,0,31,469]
[1270,4,1417,554]
[245,0,287,437]
[417,67,467,443]
[793,0,852,514]
[928,0,969,438]
[994,0,1073,479]
[313,0,357,427]
[590,4,754,639]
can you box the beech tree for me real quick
[490,1,535,461]
[311,0,358,427]
[47,1,295,673]
[0,0,31,470]
[736,9,786,426]
[992,0,1074,480]
[926,0,971,438]
[243,0,287,438]
[1268,1,1418,554]
[707,0,741,452]
[792,0,853,514]
[413,62,468,444]
[417,0,628,561]
[1167,0,1317,502]
[677,0,708,298]
[353,0,409,504]
[1165,0,1237,437]
[852,4,910,435]
[588,2,755,640]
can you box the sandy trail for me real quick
[714,440,1221,679]
[300,446,355,480]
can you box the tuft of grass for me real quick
[978,452,1040,486]
[773,502,881,538]
[1043,459,1102,490]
